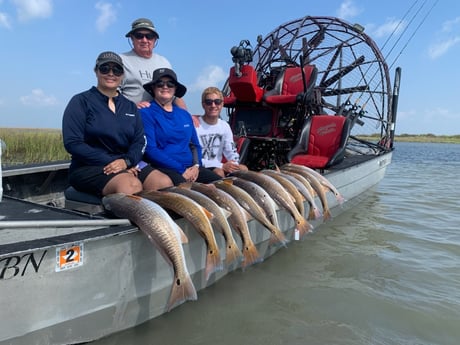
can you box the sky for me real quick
[0,0,458,135]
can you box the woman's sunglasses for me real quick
[98,64,124,77]
[155,81,176,88]
[204,99,223,106]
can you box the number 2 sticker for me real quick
[56,243,84,272]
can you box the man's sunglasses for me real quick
[204,99,223,106]
[98,64,124,77]
[155,81,176,88]
[133,32,157,40]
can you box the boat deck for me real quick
[0,196,135,256]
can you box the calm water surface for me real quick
[93,142,460,345]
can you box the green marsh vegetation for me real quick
[0,128,459,167]
[358,133,460,144]
[0,128,70,166]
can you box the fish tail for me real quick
[336,194,345,205]
[314,208,323,219]
[166,273,197,312]
[269,228,288,248]
[295,218,313,239]
[224,243,244,267]
[309,206,322,220]
[323,208,332,221]
[204,250,224,281]
[241,242,262,270]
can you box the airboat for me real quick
[0,16,400,345]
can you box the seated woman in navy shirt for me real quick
[62,51,173,197]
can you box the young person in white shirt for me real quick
[194,87,248,177]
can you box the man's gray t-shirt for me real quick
[120,50,172,104]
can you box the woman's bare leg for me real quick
[143,169,174,191]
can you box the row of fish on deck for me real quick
[102,163,345,311]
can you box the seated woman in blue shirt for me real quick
[62,51,173,197]
[140,68,221,185]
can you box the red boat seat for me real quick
[287,114,351,169]
[264,65,317,104]
[228,65,264,102]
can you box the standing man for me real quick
[120,18,186,109]
[194,87,248,177]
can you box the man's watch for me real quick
[124,158,132,168]
[194,164,200,168]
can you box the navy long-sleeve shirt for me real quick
[62,86,146,171]
[141,101,202,174]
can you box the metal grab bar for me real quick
[0,219,132,229]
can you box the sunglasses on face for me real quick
[155,80,176,88]
[98,64,124,77]
[133,32,156,40]
[204,99,223,106]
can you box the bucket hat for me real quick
[125,18,159,38]
[143,68,187,98]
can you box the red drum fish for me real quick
[191,182,262,269]
[231,170,312,240]
[168,184,243,267]
[102,193,197,312]
[282,163,345,204]
[231,177,281,232]
[139,190,223,282]
[214,179,287,247]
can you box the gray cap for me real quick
[95,51,124,68]
[125,18,159,38]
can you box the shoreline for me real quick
[358,134,460,144]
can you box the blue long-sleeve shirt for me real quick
[62,86,146,171]
[141,101,202,174]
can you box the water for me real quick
[92,142,460,345]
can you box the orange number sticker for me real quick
[55,243,84,272]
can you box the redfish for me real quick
[231,177,281,232]
[191,182,262,269]
[139,190,223,281]
[214,179,287,247]
[102,193,197,312]
[232,170,312,240]
[281,166,332,221]
[282,163,345,204]
[274,170,323,220]
[168,184,243,267]
[261,169,306,218]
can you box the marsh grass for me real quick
[0,128,70,166]
[0,128,458,168]
[359,133,460,144]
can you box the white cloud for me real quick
[20,89,58,106]
[95,1,116,33]
[189,65,227,92]
[336,0,361,20]
[428,36,460,59]
[373,18,405,38]
[442,17,460,32]
[0,12,12,29]
[12,0,53,21]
